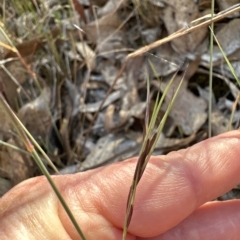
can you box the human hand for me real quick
[1,130,240,240]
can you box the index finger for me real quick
[90,130,240,238]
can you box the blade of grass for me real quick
[0,26,42,90]
[208,0,215,137]
[0,63,32,101]
[127,4,240,59]
[146,59,179,139]
[209,24,240,132]
[0,93,59,174]
[0,25,65,165]
[144,74,151,135]
[141,68,187,174]
[0,92,87,240]
[122,67,184,239]
[0,139,30,155]
[209,27,240,87]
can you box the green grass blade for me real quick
[208,0,215,138]
[142,71,185,171]
[209,27,240,86]
[0,93,87,240]
[122,67,183,240]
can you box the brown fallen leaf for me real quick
[17,87,52,141]
[0,138,35,186]
[160,73,207,135]
[4,27,60,59]
[202,18,240,63]
[76,41,96,70]
[83,11,122,44]
[160,2,209,53]
[72,0,87,23]
[0,59,30,110]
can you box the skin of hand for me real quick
[1,130,240,240]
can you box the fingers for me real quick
[2,130,240,240]
[142,200,240,240]
[80,130,240,237]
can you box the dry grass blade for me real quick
[0,90,87,240]
[127,4,240,59]
[0,89,59,174]
[0,26,42,90]
[0,41,15,52]
[122,67,185,239]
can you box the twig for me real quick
[127,4,240,59]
